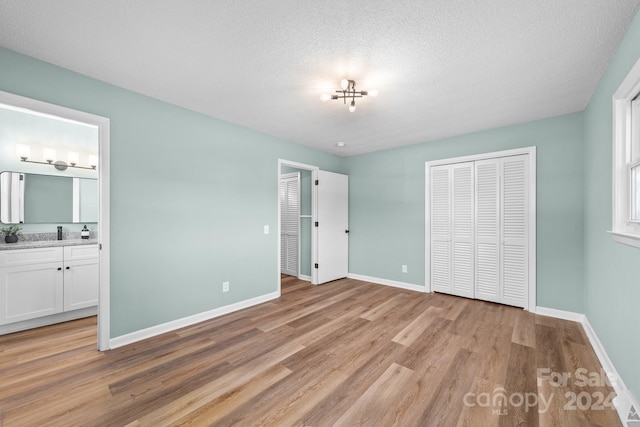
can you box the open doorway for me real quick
[0,90,110,350]
[278,160,318,293]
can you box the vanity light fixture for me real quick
[16,144,97,171]
[320,79,378,112]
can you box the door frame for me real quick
[0,90,111,350]
[425,146,536,311]
[277,159,319,291]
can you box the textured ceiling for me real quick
[0,1,639,156]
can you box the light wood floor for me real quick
[0,276,620,426]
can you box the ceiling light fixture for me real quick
[321,79,378,112]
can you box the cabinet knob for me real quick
[57,267,62,271]
[66,266,70,270]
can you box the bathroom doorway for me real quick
[0,90,110,350]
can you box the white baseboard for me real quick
[582,317,639,425]
[534,306,585,323]
[537,306,639,426]
[347,273,426,293]
[298,274,312,282]
[109,291,280,349]
[0,306,97,335]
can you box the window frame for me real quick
[611,57,640,248]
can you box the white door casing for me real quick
[316,170,349,284]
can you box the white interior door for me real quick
[430,165,451,293]
[451,162,475,298]
[475,159,500,303]
[500,155,528,308]
[316,170,349,284]
[280,173,299,277]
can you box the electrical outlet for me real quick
[402,265,408,273]
[264,225,269,234]
[223,281,229,292]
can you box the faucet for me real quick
[57,226,63,240]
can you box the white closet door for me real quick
[500,155,528,308]
[475,159,500,303]
[280,173,299,276]
[451,162,474,298]
[430,165,451,293]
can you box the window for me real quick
[612,59,640,248]
[631,96,640,222]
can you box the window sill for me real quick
[608,231,640,249]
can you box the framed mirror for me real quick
[0,171,98,224]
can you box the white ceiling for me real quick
[0,1,639,156]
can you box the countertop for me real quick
[0,239,98,251]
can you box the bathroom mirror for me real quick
[0,171,98,224]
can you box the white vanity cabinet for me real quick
[0,244,98,327]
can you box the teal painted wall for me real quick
[0,46,344,337]
[347,113,585,313]
[583,10,640,399]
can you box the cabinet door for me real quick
[63,259,99,311]
[0,262,64,325]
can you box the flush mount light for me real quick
[321,79,378,112]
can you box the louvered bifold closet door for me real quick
[430,165,451,293]
[280,174,300,277]
[450,162,474,298]
[280,180,287,272]
[285,179,300,275]
[474,159,500,303]
[500,155,528,308]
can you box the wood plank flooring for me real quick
[0,276,621,426]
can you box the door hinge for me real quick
[315,221,319,227]
[315,179,319,185]
[314,263,319,269]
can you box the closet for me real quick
[280,172,300,277]
[427,149,534,309]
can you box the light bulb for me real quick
[349,100,356,112]
[16,144,31,160]
[340,79,349,90]
[43,148,56,163]
[320,93,331,102]
[89,155,98,169]
[68,151,79,166]
[368,89,379,97]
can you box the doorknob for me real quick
[345,230,350,233]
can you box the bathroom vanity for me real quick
[0,239,98,334]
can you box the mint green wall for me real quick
[583,10,640,399]
[347,113,585,312]
[0,46,344,337]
